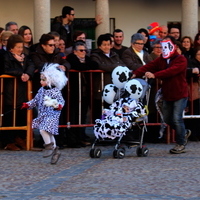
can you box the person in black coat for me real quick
[1,34,35,150]
[51,6,102,48]
[30,33,71,96]
[90,34,125,122]
[67,40,98,147]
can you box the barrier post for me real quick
[0,75,33,150]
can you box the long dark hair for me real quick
[194,31,200,49]
[18,25,33,46]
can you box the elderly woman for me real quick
[150,38,162,60]
[121,33,153,71]
[1,34,35,150]
[66,41,98,147]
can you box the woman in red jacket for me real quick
[132,36,191,154]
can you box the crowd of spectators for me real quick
[0,6,200,151]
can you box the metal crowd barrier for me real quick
[0,72,199,150]
[60,70,172,144]
[0,75,33,150]
[60,70,104,128]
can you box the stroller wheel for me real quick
[136,146,149,157]
[89,149,95,158]
[113,150,118,158]
[116,149,125,159]
[141,147,149,157]
[94,148,102,158]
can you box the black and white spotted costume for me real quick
[27,86,64,135]
[22,63,67,164]
[94,97,147,140]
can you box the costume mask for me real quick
[161,40,175,59]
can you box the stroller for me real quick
[89,78,150,159]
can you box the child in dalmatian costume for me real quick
[21,63,68,164]
[94,97,147,140]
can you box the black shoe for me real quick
[183,129,191,146]
[51,147,61,164]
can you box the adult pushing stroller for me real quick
[89,69,151,159]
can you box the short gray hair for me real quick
[131,33,145,44]
[151,38,162,48]
[5,21,18,31]
[73,41,86,50]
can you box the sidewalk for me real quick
[0,141,200,200]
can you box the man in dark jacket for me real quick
[51,6,102,48]
[90,33,124,121]
[132,36,191,154]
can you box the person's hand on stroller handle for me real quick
[145,72,155,79]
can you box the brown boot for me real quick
[43,142,54,158]
[4,143,20,151]
[51,146,61,164]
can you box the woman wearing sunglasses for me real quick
[30,33,71,95]
[66,40,98,148]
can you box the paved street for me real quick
[0,140,200,200]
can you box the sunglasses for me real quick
[77,49,87,52]
[46,44,55,47]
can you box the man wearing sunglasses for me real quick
[51,6,102,48]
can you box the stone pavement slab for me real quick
[0,142,200,200]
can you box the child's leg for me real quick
[49,134,56,148]
[39,130,51,144]
[49,134,61,165]
[39,130,55,158]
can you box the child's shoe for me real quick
[51,146,61,164]
[43,142,54,157]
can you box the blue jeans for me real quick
[163,98,188,145]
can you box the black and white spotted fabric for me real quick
[27,87,65,135]
[94,97,147,139]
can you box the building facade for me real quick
[0,0,199,46]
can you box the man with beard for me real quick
[111,29,128,59]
